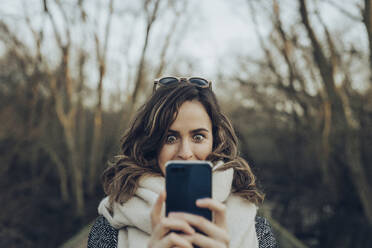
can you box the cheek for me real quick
[196,141,213,159]
[158,145,177,172]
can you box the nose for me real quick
[177,140,193,160]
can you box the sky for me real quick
[0,0,368,105]
[178,0,257,74]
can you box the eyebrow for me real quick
[168,128,210,134]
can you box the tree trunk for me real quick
[65,125,85,216]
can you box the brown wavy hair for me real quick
[102,82,264,207]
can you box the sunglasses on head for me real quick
[153,77,212,92]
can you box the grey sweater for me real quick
[87,215,278,248]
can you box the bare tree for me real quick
[128,0,162,115]
[43,0,87,215]
[298,0,372,225]
[88,0,115,195]
[229,0,372,245]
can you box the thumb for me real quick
[151,191,166,229]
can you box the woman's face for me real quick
[157,100,213,174]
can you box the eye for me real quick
[193,134,205,143]
[165,135,177,144]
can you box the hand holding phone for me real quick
[150,161,229,248]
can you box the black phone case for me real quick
[165,161,212,221]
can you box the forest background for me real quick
[1,0,372,247]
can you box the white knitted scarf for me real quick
[98,165,258,248]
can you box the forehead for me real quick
[170,100,211,130]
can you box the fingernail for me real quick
[196,199,206,204]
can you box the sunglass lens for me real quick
[189,78,209,87]
[159,77,178,85]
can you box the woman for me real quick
[88,77,278,248]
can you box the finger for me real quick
[182,232,225,248]
[151,191,166,229]
[169,212,229,244]
[152,217,195,239]
[196,198,227,228]
[160,232,193,248]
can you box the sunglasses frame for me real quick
[153,77,212,92]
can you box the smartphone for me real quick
[165,160,212,221]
